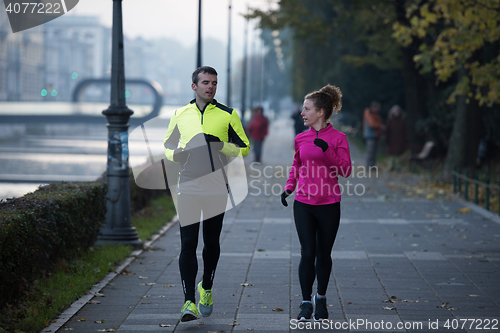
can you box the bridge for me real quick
[0,78,164,126]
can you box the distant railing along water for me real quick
[0,102,177,118]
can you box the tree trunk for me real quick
[401,46,427,151]
[443,85,483,177]
[444,93,467,177]
[394,0,428,152]
[463,97,483,168]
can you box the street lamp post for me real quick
[227,0,232,106]
[240,8,248,123]
[197,0,202,68]
[97,0,142,248]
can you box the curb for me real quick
[454,194,500,225]
[41,215,179,333]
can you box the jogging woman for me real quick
[281,84,351,322]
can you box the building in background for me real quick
[43,15,109,102]
[0,12,258,107]
[0,8,44,101]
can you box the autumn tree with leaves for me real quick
[251,0,499,174]
[393,0,500,173]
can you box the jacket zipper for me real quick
[200,104,216,172]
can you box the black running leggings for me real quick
[178,194,226,303]
[293,200,340,301]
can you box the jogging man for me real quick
[163,66,250,322]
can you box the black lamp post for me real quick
[240,8,248,123]
[227,0,232,106]
[97,0,142,248]
[197,0,202,68]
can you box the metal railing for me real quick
[452,167,500,215]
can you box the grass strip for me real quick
[132,195,176,241]
[0,194,176,333]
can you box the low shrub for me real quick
[0,182,107,309]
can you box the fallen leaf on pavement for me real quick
[272,308,283,311]
[241,283,254,286]
[383,306,395,310]
[75,318,86,321]
[437,303,458,310]
[159,324,171,327]
[95,293,106,297]
[139,276,148,279]
[94,320,104,324]
[457,207,471,213]
[163,284,175,287]
[467,294,479,297]
[140,283,155,286]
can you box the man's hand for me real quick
[281,190,292,207]
[314,138,328,152]
[173,148,189,164]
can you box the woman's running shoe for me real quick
[313,295,328,321]
[297,301,313,322]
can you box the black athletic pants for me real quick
[293,200,340,301]
[178,193,227,303]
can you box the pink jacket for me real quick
[285,124,352,205]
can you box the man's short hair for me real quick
[192,66,218,84]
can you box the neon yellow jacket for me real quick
[163,99,250,194]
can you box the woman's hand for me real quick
[314,138,328,152]
[281,190,292,207]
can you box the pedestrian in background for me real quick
[385,105,408,172]
[363,100,384,169]
[281,84,352,322]
[163,66,250,322]
[291,104,307,136]
[246,105,268,163]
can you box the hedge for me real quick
[0,182,107,308]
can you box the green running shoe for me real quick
[180,300,198,322]
[197,281,213,317]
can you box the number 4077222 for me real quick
[5,2,64,15]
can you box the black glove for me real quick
[314,138,328,152]
[205,134,224,151]
[281,190,292,207]
[173,148,189,164]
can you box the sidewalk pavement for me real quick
[43,114,500,333]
